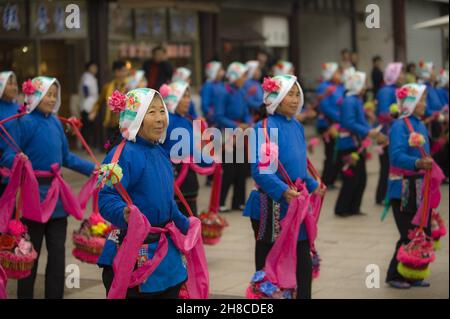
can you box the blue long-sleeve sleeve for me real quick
[170,200,189,235]
[437,87,449,106]
[387,116,431,200]
[250,121,289,201]
[0,121,21,169]
[243,80,264,111]
[200,82,212,116]
[341,96,370,138]
[215,93,239,129]
[98,149,130,229]
[99,138,190,233]
[320,94,340,123]
[97,138,189,293]
[376,85,396,116]
[389,120,421,171]
[188,100,197,119]
[425,83,445,116]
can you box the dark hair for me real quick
[341,49,350,55]
[112,60,126,71]
[85,60,97,70]
[152,46,166,54]
[406,63,416,72]
[372,55,382,63]
[257,48,269,56]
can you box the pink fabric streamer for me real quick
[412,162,445,227]
[0,155,83,232]
[175,159,217,187]
[0,265,6,299]
[264,179,319,289]
[78,172,99,212]
[107,205,209,299]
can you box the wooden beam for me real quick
[392,0,407,62]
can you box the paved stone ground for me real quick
[5,126,449,299]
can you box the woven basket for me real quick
[199,211,228,245]
[0,235,37,280]
[72,233,106,264]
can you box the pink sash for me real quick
[401,118,445,227]
[264,179,321,289]
[412,162,445,226]
[107,204,209,299]
[0,155,83,231]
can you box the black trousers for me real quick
[176,197,198,217]
[386,200,432,282]
[319,130,340,187]
[335,149,367,215]
[433,141,449,179]
[251,219,312,299]
[220,162,248,209]
[175,166,199,217]
[17,217,68,299]
[101,266,182,299]
[0,182,6,198]
[376,149,390,204]
[80,111,95,147]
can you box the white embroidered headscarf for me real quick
[112,88,169,143]
[23,76,61,113]
[396,83,427,118]
[262,74,304,115]
[321,62,339,81]
[159,81,189,114]
[344,71,366,96]
[0,71,15,99]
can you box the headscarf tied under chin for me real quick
[396,83,427,118]
[384,62,403,86]
[262,74,304,115]
[108,88,169,143]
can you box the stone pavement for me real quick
[5,127,449,299]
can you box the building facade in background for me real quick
[0,0,448,117]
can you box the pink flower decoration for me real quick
[159,84,171,98]
[361,138,372,149]
[342,168,354,177]
[409,132,425,148]
[262,77,280,93]
[259,142,279,168]
[396,87,408,100]
[88,213,105,226]
[8,220,27,237]
[326,85,336,95]
[22,79,36,95]
[104,140,111,150]
[108,90,127,113]
[18,104,27,114]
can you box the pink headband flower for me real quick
[22,79,36,95]
[159,84,171,98]
[396,87,409,100]
[108,90,127,113]
[262,77,280,93]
